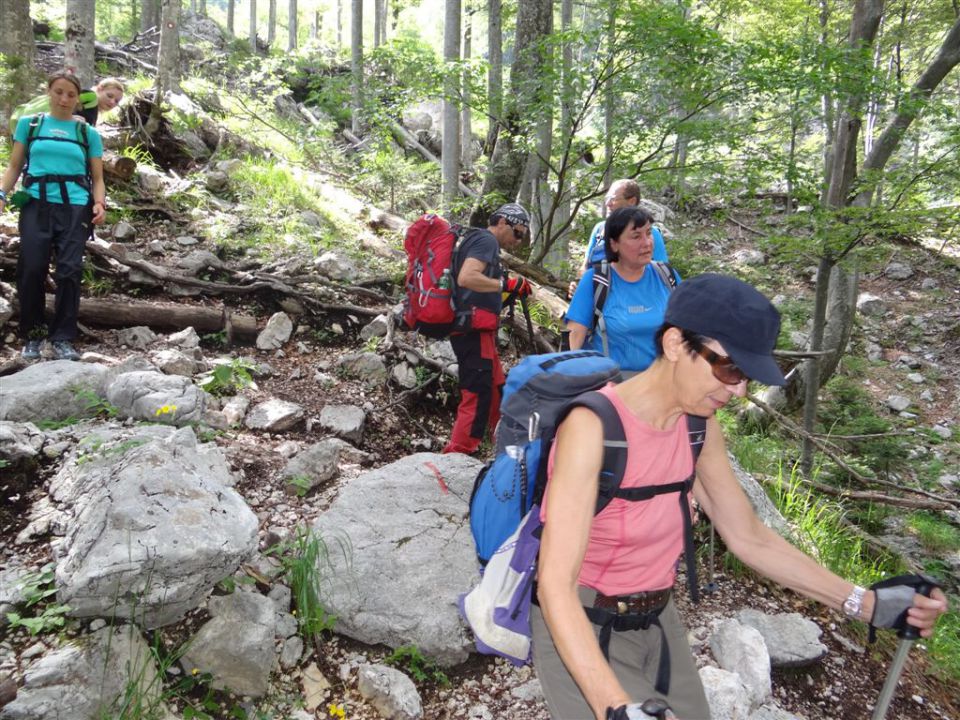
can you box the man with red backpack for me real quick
[442,203,532,455]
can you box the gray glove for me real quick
[871,584,916,629]
[868,573,941,643]
[606,700,675,720]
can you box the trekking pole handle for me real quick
[899,581,935,641]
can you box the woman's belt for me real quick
[593,588,672,616]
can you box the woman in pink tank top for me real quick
[532,274,948,720]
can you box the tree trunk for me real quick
[157,0,182,92]
[199,0,206,17]
[442,0,462,214]
[602,1,615,188]
[484,0,502,155]
[853,17,960,207]
[65,0,97,87]
[461,8,474,170]
[227,0,235,35]
[351,0,363,134]
[374,0,385,48]
[268,0,277,44]
[141,0,160,31]
[250,0,258,53]
[288,0,298,51]
[818,0,835,202]
[471,0,552,227]
[549,0,575,273]
[337,0,343,50]
[312,9,320,39]
[52,296,260,338]
[0,0,36,116]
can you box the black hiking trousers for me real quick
[16,199,91,342]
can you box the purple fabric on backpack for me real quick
[459,504,543,665]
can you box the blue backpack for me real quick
[467,351,622,565]
[460,350,707,665]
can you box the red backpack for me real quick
[403,214,465,338]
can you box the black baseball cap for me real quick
[664,273,785,386]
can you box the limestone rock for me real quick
[737,610,827,667]
[245,399,305,431]
[318,404,365,443]
[168,327,201,349]
[357,664,423,720]
[392,362,418,389]
[337,352,388,385]
[710,619,771,706]
[700,665,751,720]
[256,312,294,350]
[52,426,258,628]
[886,395,911,412]
[884,262,913,280]
[0,421,44,463]
[112,221,136,241]
[0,362,108,423]
[281,439,341,493]
[116,326,158,350]
[857,293,887,317]
[360,314,389,341]
[314,251,358,281]
[149,349,202,377]
[180,592,277,697]
[312,453,482,666]
[105,370,205,425]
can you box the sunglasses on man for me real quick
[511,224,527,241]
[687,337,748,386]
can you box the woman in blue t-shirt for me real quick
[566,207,679,375]
[0,71,106,361]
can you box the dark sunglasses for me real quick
[511,225,527,241]
[687,338,748,386]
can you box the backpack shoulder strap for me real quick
[76,121,91,176]
[686,414,706,465]
[590,260,612,357]
[651,261,678,290]
[530,389,627,512]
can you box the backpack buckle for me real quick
[528,412,540,442]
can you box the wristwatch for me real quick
[843,585,867,619]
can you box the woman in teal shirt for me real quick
[0,71,106,361]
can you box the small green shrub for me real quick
[384,645,449,686]
[199,359,256,397]
[5,563,71,636]
[906,512,960,554]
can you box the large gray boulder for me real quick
[281,439,342,493]
[312,452,482,666]
[180,591,277,697]
[737,610,827,667]
[700,665,751,720]
[105,370,206,425]
[0,626,166,720]
[0,362,108,422]
[51,425,258,628]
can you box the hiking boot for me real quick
[21,339,43,360]
[51,341,80,361]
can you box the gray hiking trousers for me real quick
[531,587,711,719]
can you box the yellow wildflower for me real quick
[327,703,346,719]
[155,404,178,416]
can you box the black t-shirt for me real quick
[453,227,503,315]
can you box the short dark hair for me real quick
[654,324,707,358]
[603,207,653,262]
[48,71,82,94]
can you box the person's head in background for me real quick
[95,78,125,112]
[603,178,640,214]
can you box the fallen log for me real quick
[389,122,479,198]
[102,152,137,181]
[42,294,260,338]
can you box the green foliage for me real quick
[83,260,114,297]
[268,526,345,640]
[357,146,437,215]
[768,464,898,586]
[927,607,960,684]
[199,359,256,397]
[120,144,159,169]
[383,645,449,686]
[906,513,960,554]
[286,474,313,497]
[5,563,71,636]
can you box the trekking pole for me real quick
[703,521,718,594]
[870,580,938,720]
[519,295,536,352]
